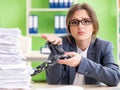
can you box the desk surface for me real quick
[31,82,120,90]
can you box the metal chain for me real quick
[31,55,71,76]
[31,60,52,76]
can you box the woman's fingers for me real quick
[57,52,81,67]
[41,34,48,40]
[41,34,62,45]
[64,52,76,57]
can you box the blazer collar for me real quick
[68,36,96,60]
[87,38,96,60]
[68,37,97,84]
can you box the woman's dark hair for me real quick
[66,3,99,39]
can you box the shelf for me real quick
[30,8,69,12]
[24,50,49,61]
[27,33,66,37]
[26,0,68,50]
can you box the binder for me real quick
[29,15,38,34]
[68,0,73,7]
[59,0,64,8]
[64,15,67,33]
[29,15,34,33]
[49,0,54,8]
[64,0,69,8]
[60,15,65,33]
[54,0,59,8]
[54,15,60,33]
[33,15,38,33]
[54,15,67,34]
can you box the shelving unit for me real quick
[26,0,72,37]
[26,0,74,81]
[26,0,74,59]
[26,0,73,51]
[25,0,119,82]
[30,8,69,12]
[27,33,66,37]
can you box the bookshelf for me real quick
[25,0,119,81]
[26,0,74,82]
[26,0,119,61]
[26,0,74,51]
[30,8,69,12]
[26,0,73,37]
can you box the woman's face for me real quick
[69,9,94,42]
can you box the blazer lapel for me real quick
[68,37,96,84]
[69,41,77,84]
[87,38,96,60]
[85,38,96,84]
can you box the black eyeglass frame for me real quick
[69,18,93,27]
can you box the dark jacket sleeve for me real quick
[46,53,70,84]
[77,41,120,86]
[46,36,120,86]
[46,35,74,84]
[46,37,70,84]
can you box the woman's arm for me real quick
[77,42,120,86]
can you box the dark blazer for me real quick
[46,35,120,86]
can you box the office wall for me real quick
[76,0,118,62]
[31,0,118,62]
[0,0,118,62]
[0,0,26,35]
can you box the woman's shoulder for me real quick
[94,37,113,48]
[95,38,112,44]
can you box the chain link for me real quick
[31,60,52,76]
[31,55,71,76]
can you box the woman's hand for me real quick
[57,52,82,67]
[41,34,62,45]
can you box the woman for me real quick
[41,3,120,86]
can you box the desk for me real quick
[31,82,120,90]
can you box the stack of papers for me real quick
[0,28,32,90]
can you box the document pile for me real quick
[0,28,32,90]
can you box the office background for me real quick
[0,0,119,81]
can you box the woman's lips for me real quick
[78,31,85,35]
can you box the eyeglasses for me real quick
[69,18,93,27]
